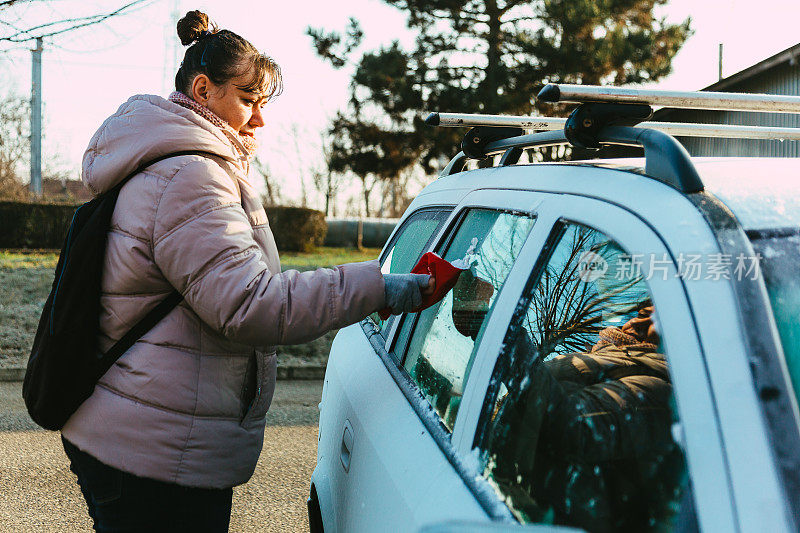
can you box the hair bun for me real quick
[176,10,211,46]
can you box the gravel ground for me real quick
[0,380,322,532]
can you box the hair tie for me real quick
[198,29,214,65]
[200,41,211,66]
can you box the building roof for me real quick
[40,178,92,202]
[704,42,800,93]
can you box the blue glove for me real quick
[383,273,431,315]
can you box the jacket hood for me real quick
[82,94,243,196]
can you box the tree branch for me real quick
[502,16,540,24]
[2,0,152,42]
[426,10,485,23]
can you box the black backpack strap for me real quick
[96,290,184,375]
[95,150,221,376]
[110,149,223,195]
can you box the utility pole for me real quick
[162,0,181,94]
[30,37,43,197]
[719,43,724,81]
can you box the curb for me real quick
[276,364,327,380]
[0,367,25,382]
[0,364,326,383]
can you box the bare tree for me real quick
[285,123,312,208]
[0,0,154,44]
[0,90,30,200]
[312,133,348,217]
[251,157,282,207]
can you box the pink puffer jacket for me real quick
[61,95,385,488]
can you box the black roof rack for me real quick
[434,124,703,193]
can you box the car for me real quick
[308,85,800,533]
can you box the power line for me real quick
[46,58,162,70]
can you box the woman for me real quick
[61,10,431,531]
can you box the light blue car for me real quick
[309,87,800,533]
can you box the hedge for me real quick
[263,206,327,252]
[0,201,328,253]
[0,201,77,249]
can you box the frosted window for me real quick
[402,209,534,431]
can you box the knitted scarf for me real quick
[168,91,258,160]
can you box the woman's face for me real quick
[194,72,267,138]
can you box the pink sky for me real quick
[2,0,799,205]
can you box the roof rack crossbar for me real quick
[426,112,566,130]
[426,112,800,141]
[538,83,800,114]
[643,121,800,140]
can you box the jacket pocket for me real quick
[239,350,277,426]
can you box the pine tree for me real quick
[309,1,691,214]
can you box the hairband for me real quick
[199,32,212,66]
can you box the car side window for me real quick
[474,222,694,531]
[401,209,535,431]
[372,208,452,335]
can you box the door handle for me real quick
[340,419,354,473]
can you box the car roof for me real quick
[689,158,800,231]
[445,156,799,232]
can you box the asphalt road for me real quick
[0,380,323,532]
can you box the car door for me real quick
[453,194,737,532]
[320,190,548,532]
[313,205,454,531]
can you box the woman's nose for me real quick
[250,106,265,128]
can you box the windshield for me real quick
[748,229,800,405]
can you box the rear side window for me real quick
[748,228,800,405]
[372,208,452,335]
[400,209,535,431]
[475,222,693,531]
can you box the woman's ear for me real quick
[190,74,212,106]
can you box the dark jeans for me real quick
[62,437,233,532]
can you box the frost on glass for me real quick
[699,161,800,230]
[403,209,535,431]
[477,223,692,532]
[750,230,800,404]
[370,210,448,335]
